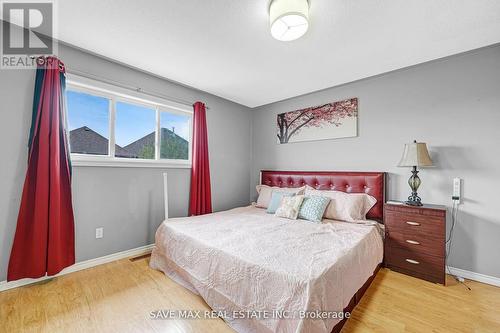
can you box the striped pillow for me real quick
[275,195,305,220]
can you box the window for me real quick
[67,91,110,155]
[115,101,156,159]
[160,110,190,160]
[66,75,192,167]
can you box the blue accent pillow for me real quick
[267,191,295,214]
[298,196,331,222]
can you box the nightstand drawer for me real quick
[385,211,445,239]
[385,247,444,280]
[386,230,445,257]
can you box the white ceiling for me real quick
[56,0,500,108]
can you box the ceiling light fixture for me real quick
[269,0,309,41]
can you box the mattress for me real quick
[150,205,383,333]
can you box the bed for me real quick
[150,171,386,333]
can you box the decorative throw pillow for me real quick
[298,196,331,223]
[275,195,305,220]
[266,191,295,214]
[304,186,377,222]
[255,185,305,208]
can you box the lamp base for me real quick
[406,166,423,206]
[405,199,423,206]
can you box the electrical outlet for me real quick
[95,227,103,239]
[452,178,461,203]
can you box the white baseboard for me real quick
[448,266,500,287]
[0,244,155,292]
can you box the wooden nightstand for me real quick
[384,202,446,285]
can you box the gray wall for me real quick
[0,43,252,281]
[251,45,500,278]
[1,39,499,282]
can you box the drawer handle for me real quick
[405,240,420,245]
[405,259,420,265]
[406,221,420,226]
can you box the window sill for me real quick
[70,156,191,169]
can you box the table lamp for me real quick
[398,140,433,206]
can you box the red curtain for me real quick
[7,57,75,281]
[189,102,212,216]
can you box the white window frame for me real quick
[66,74,193,168]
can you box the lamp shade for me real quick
[398,141,433,167]
[270,0,309,41]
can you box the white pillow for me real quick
[275,195,305,220]
[304,186,377,222]
[255,185,305,209]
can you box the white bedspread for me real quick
[150,205,383,333]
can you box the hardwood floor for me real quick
[1,257,499,333]
[343,269,500,333]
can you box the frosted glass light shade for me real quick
[270,0,309,41]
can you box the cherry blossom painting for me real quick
[276,98,358,144]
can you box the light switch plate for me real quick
[453,178,461,203]
[95,227,103,239]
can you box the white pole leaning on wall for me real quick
[163,172,169,220]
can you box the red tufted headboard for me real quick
[260,170,386,222]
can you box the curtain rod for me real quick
[65,69,209,110]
